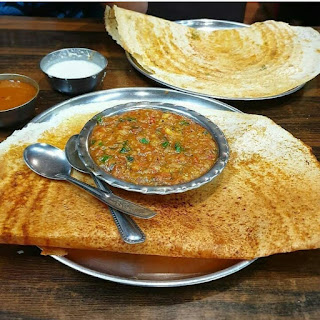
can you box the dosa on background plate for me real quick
[105,6,320,99]
[0,102,319,260]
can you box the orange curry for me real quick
[0,80,37,111]
[90,109,218,186]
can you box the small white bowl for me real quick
[40,48,107,95]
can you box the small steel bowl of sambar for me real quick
[77,101,229,195]
[0,73,39,128]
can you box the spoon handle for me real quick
[92,174,145,244]
[64,175,156,219]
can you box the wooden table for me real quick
[0,16,319,320]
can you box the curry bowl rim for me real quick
[77,101,229,195]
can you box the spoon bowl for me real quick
[24,143,71,179]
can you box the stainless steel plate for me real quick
[126,19,304,101]
[53,250,255,288]
[30,87,255,287]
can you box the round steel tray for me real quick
[30,87,255,287]
[53,250,255,288]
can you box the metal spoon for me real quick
[23,143,156,220]
[65,135,145,244]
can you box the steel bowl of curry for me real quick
[0,74,39,128]
[78,101,229,195]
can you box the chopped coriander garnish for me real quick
[126,155,134,162]
[161,141,169,148]
[203,130,209,135]
[96,116,103,124]
[90,140,96,145]
[98,141,104,146]
[139,138,149,144]
[120,147,129,153]
[179,120,190,126]
[174,142,184,153]
[100,155,112,163]
[120,141,130,153]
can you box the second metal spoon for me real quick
[65,135,145,244]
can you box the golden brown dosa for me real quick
[105,6,320,99]
[0,103,319,260]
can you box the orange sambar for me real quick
[90,109,218,186]
[0,79,37,111]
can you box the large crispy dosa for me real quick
[0,102,319,260]
[105,6,320,99]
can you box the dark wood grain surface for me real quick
[0,16,319,320]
